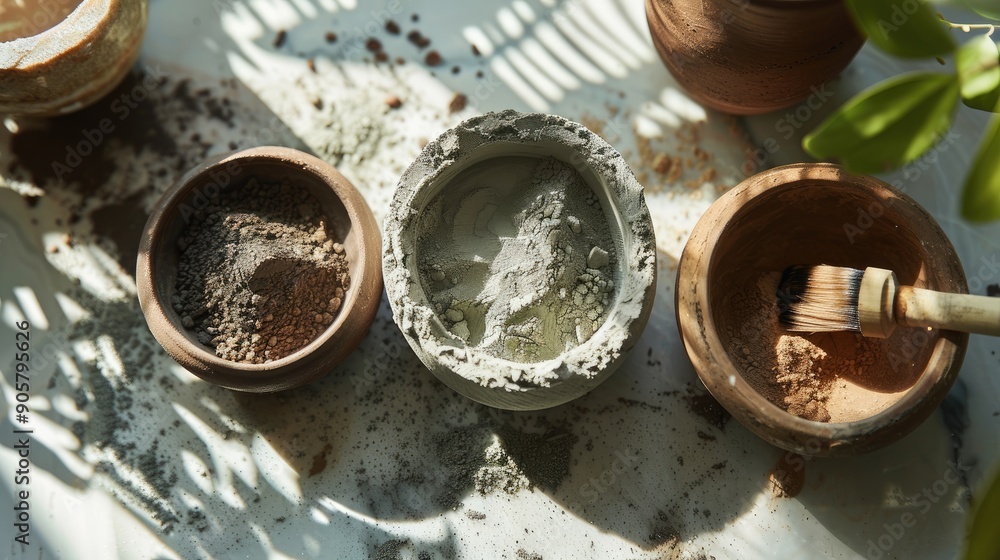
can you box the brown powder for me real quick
[174,178,350,363]
[725,272,911,422]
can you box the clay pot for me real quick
[645,0,865,115]
[383,111,657,410]
[137,147,383,393]
[676,163,968,456]
[0,0,147,116]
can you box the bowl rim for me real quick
[676,162,968,454]
[136,146,383,391]
[382,110,657,409]
[0,0,107,55]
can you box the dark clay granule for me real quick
[173,178,350,364]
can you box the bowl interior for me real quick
[406,140,631,363]
[709,180,949,423]
[151,157,359,368]
[0,0,85,43]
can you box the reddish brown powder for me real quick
[725,272,913,422]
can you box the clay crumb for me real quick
[324,31,337,43]
[448,93,467,113]
[385,20,400,34]
[988,284,999,297]
[385,95,403,109]
[407,30,431,49]
[425,50,443,66]
[273,29,286,48]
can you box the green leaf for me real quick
[845,0,955,58]
[961,0,1000,22]
[803,73,959,173]
[957,35,1000,112]
[965,466,1000,559]
[961,116,1000,222]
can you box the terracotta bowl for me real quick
[137,147,383,393]
[645,0,865,115]
[0,0,147,116]
[383,111,657,410]
[676,163,968,456]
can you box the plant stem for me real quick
[939,17,996,36]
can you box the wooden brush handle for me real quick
[896,286,1000,336]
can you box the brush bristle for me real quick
[777,265,863,333]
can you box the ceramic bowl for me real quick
[676,163,968,456]
[137,146,383,392]
[0,0,147,116]
[383,110,657,410]
[645,0,865,115]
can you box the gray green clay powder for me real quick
[416,156,617,363]
[173,178,350,363]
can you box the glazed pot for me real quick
[383,110,657,410]
[646,0,865,115]
[675,163,968,456]
[0,0,147,116]
[137,147,383,393]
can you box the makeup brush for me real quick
[777,265,1000,338]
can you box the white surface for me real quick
[1,1,999,559]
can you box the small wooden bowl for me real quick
[0,0,147,116]
[676,163,968,456]
[137,147,382,393]
[383,111,657,410]
[645,0,864,115]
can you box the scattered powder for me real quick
[726,272,907,422]
[373,539,408,560]
[475,438,531,495]
[516,550,544,560]
[174,178,350,363]
[417,156,617,363]
[433,420,577,509]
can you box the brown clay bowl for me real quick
[137,147,383,393]
[645,0,865,115]
[676,163,968,456]
[0,0,147,116]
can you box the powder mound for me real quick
[417,156,617,363]
[174,178,350,363]
[726,272,908,422]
